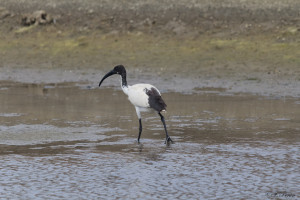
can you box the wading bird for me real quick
[99,65,173,144]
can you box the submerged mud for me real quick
[0,81,299,199]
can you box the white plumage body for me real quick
[122,83,161,118]
[123,83,159,108]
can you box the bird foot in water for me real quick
[165,137,174,144]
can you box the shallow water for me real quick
[0,81,299,199]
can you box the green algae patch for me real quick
[0,28,299,78]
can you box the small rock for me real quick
[21,10,53,26]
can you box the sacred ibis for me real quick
[99,65,173,144]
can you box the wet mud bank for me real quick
[0,66,299,97]
[0,0,300,97]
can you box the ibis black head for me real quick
[99,65,127,87]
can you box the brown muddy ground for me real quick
[0,0,300,96]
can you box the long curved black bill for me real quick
[99,70,116,87]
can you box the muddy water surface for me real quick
[0,81,299,199]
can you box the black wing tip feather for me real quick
[145,87,167,112]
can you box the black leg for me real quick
[137,118,142,143]
[158,112,173,144]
